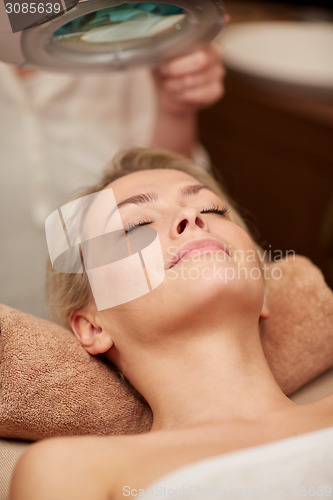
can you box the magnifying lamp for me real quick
[0,0,225,72]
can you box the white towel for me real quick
[144,427,333,500]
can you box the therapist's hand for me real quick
[152,43,225,115]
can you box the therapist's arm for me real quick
[151,44,225,159]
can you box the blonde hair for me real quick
[46,147,252,328]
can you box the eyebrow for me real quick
[116,184,213,210]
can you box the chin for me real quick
[120,256,264,329]
[166,258,265,315]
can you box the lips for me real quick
[168,238,230,269]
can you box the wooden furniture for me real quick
[199,5,333,286]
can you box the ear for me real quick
[70,311,113,356]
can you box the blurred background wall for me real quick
[199,0,333,288]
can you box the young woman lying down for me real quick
[10,148,333,500]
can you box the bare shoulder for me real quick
[9,433,142,500]
[10,429,207,500]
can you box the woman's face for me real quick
[86,168,266,349]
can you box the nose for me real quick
[170,207,208,238]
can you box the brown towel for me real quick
[0,256,332,441]
[260,256,333,395]
[0,306,152,441]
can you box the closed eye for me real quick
[124,205,229,233]
[124,219,153,233]
[201,205,229,216]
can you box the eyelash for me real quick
[124,205,229,233]
[201,205,229,216]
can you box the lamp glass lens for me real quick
[53,3,186,49]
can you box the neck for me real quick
[110,318,294,431]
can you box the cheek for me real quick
[157,230,179,266]
[215,222,258,260]
[214,223,265,290]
